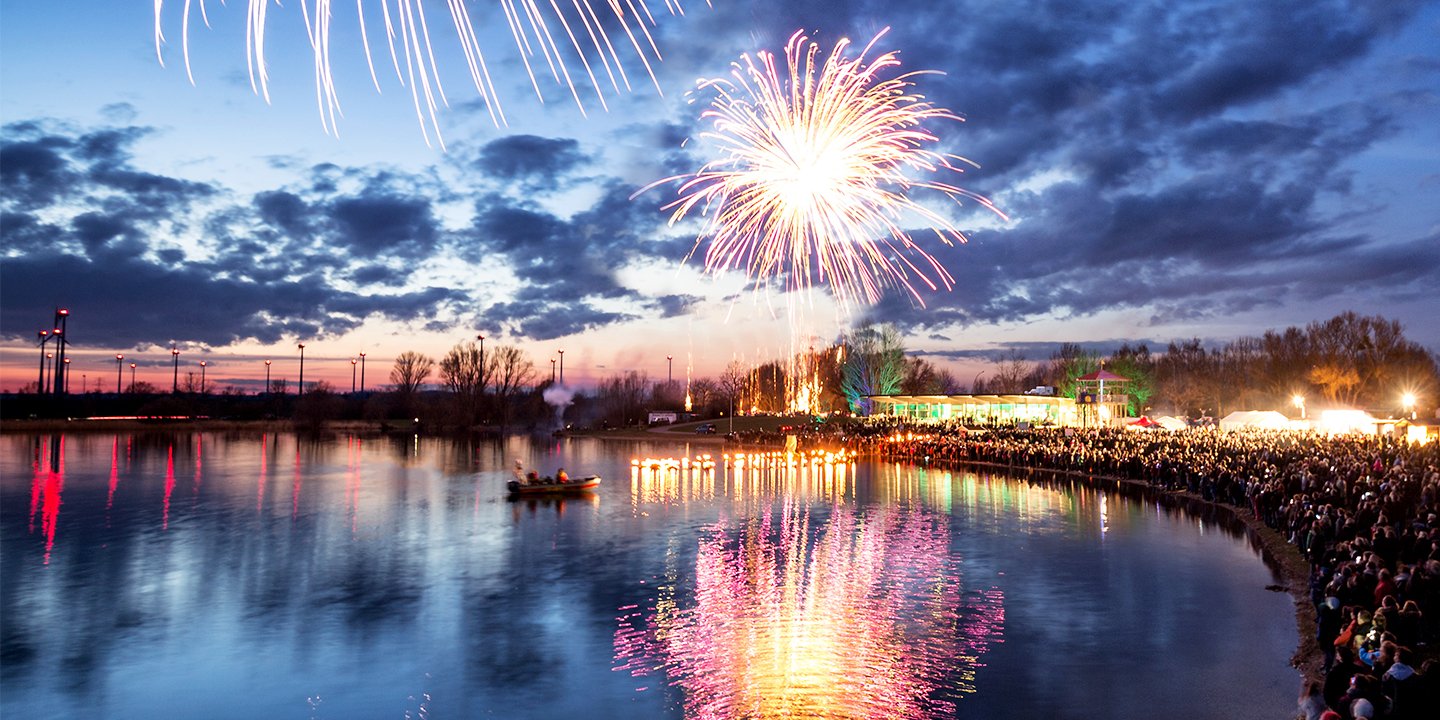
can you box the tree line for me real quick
[7,311,1433,428]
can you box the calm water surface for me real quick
[1,432,1298,719]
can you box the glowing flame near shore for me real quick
[614,503,1005,718]
[651,29,1007,308]
[153,0,706,147]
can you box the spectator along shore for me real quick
[834,421,1438,719]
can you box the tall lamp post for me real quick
[44,352,54,393]
[115,354,124,393]
[52,308,69,395]
[558,349,565,386]
[129,362,137,392]
[667,355,673,386]
[171,346,180,393]
[351,358,358,393]
[199,360,207,393]
[358,352,366,392]
[264,360,272,394]
[37,330,50,394]
[550,358,556,384]
[297,343,306,395]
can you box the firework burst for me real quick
[153,0,708,148]
[656,29,1006,308]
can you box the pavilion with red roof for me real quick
[1075,368,1131,426]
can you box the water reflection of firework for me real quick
[153,0,704,146]
[614,503,1004,718]
[653,29,1007,308]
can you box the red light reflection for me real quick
[107,436,120,513]
[163,444,175,530]
[29,437,66,564]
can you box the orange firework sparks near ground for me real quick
[153,0,708,147]
[653,29,1007,309]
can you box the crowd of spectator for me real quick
[827,420,1440,719]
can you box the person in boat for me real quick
[526,470,540,484]
[513,460,526,485]
[556,468,569,483]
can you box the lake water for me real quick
[0,431,1299,719]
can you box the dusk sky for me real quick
[3,0,1437,393]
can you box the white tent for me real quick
[1155,416,1188,431]
[1219,410,1290,431]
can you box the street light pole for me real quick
[264,360,272,394]
[171,346,180,393]
[199,361,207,393]
[297,343,306,395]
[667,355,673,385]
[115,354,124,393]
[351,358,357,393]
[558,349,564,386]
[550,358,556,384]
[129,362,136,392]
[53,308,69,395]
[359,352,366,392]
[37,330,50,394]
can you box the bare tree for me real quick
[901,356,947,394]
[440,341,486,426]
[390,351,434,396]
[840,323,905,412]
[990,350,1032,393]
[689,378,718,414]
[718,361,747,432]
[489,345,537,431]
[596,371,651,427]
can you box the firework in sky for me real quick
[655,29,1007,309]
[152,0,708,147]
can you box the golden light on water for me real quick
[613,502,1006,718]
[652,29,1007,308]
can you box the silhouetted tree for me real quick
[489,345,537,432]
[990,350,1033,394]
[440,341,485,427]
[390,351,434,417]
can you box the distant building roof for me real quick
[1077,369,1128,381]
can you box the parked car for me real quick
[695,423,716,434]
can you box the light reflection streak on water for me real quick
[257,433,268,512]
[107,436,120,515]
[292,444,302,519]
[347,436,363,535]
[29,437,65,564]
[194,434,204,493]
[163,444,175,530]
[614,499,1006,719]
[631,451,863,508]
